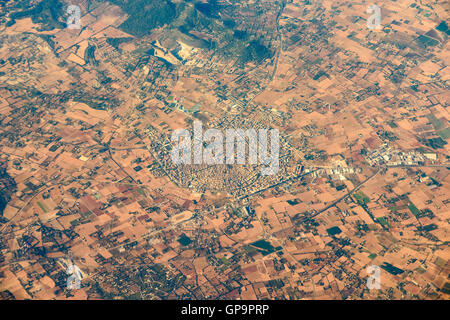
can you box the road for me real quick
[308,168,382,219]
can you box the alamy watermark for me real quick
[170,121,280,175]
[366,4,381,30]
[366,265,381,289]
[60,251,83,290]
[67,5,81,29]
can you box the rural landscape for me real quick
[0,0,449,300]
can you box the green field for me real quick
[326,226,342,236]
[416,34,439,47]
[408,203,421,217]
[220,257,231,266]
[426,114,444,130]
[251,240,277,256]
[377,217,390,228]
[437,127,450,140]
[37,201,48,213]
[354,191,370,206]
